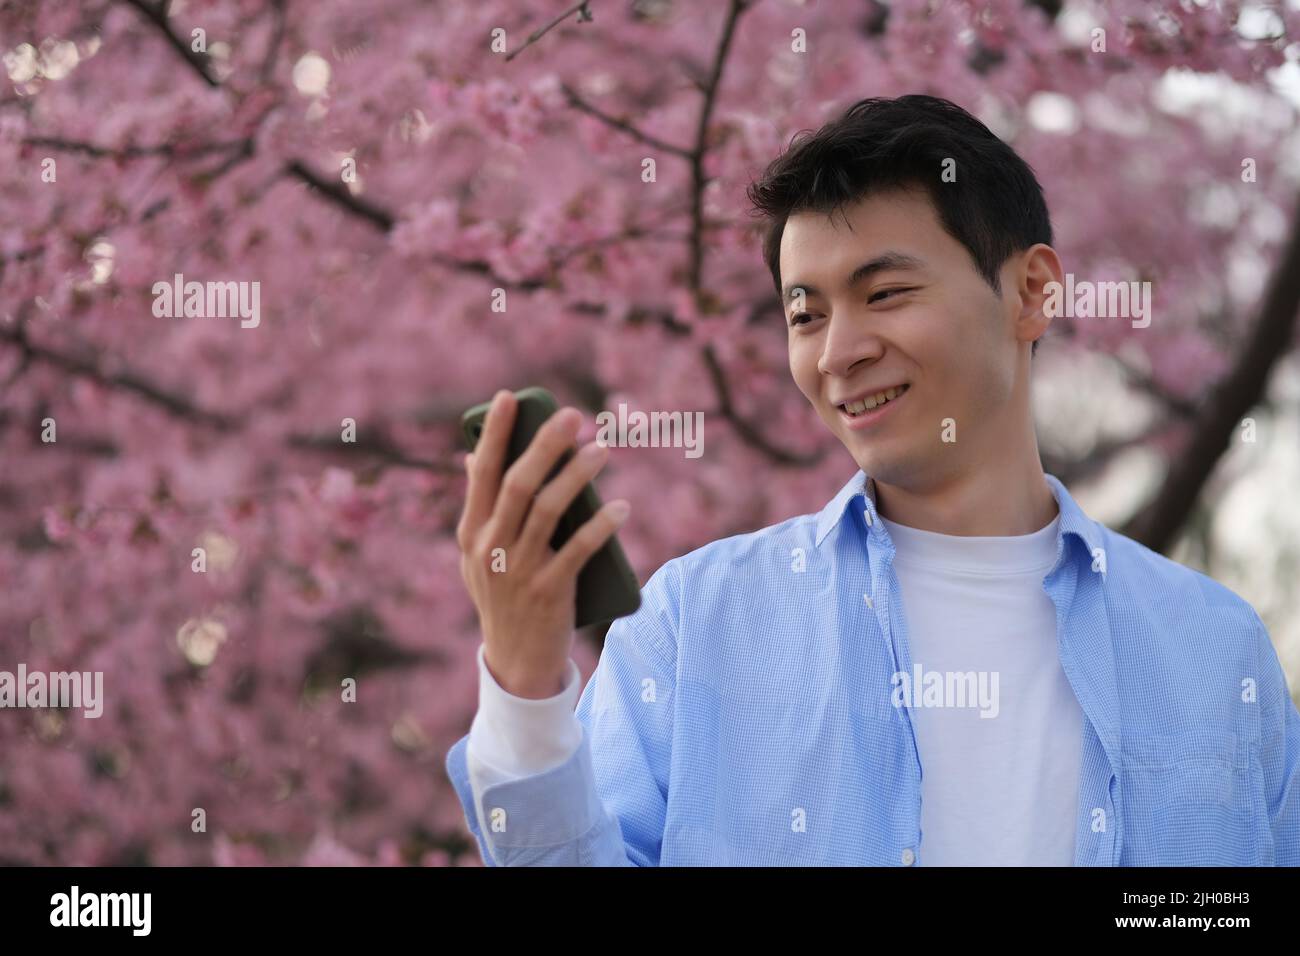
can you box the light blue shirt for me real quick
[443,470,1300,865]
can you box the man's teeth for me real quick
[843,384,908,416]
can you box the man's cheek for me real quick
[791,371,818,409]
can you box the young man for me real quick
[445,95,1300,866]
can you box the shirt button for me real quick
[863,509,874,527]
[863,593,874,609]
[901,847,915,866]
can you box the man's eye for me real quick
[789,312,815,327]
[869,287,915,304]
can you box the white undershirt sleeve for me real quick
[466,642,584,786]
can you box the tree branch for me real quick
[260,0,287,84]
[284,160,395,232]
[505,1,594,62]
[23,135,249,161]
[120,0,219,87]
[701,344,824,466]
[513,0,806,466]
[681,0,822,466]
[1122,195,1300,552]
[559,83,693,159]
[1111,356,1200,419]
[1042,419,1179,488]
[286,431,459,475]
[0,322,237,430]
[0,320,455,475]
[687,0,749,293]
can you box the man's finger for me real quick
[544,498,630,584]
[517,440,609,557]
[460,391,515,543]
[490,407,581,543]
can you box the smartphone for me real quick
[461,386,641,628]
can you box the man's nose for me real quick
[817,314,883,377]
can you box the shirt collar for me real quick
[814,468,1105,559]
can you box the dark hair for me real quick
[746,95,1053,352]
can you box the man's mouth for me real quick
[838,383,910,418]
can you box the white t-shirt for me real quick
[467,511,1084,865]
[879,512,1082,865]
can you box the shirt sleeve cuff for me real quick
[468,642,584,779]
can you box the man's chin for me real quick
[844,445,883,478]
[844,445,907,485]
[823,413,909,480]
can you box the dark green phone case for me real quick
[461,387,642,628]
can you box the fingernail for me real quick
[608,499,630,524]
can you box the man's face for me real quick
[781,187,1022,489]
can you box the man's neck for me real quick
[871,459,1058,538]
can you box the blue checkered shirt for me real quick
[444,470,1300,865]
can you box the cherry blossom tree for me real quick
[1,0,1297,864]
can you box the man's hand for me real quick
[457,390,631,699]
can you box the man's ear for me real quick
[1011,243,1063,347]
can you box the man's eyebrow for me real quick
[782,251,926,304]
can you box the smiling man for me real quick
[444,95,1300,866]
